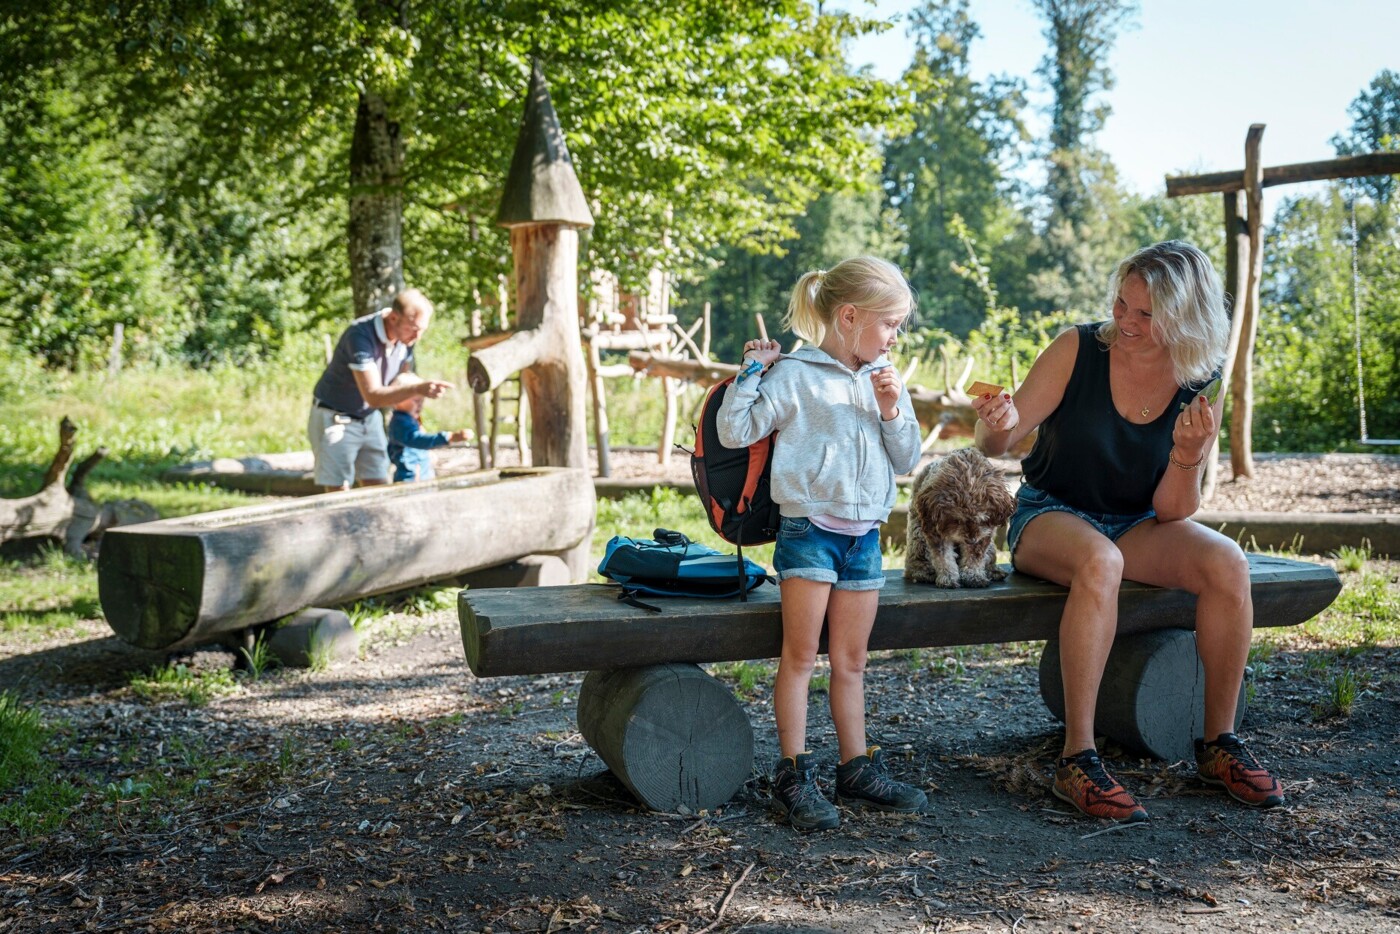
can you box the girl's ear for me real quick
[837,303,858,328]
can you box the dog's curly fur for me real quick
[905,447,1017,588]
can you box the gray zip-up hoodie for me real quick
[717,345,922,522]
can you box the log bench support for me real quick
[577,664,754,813]
[460,555,1340,811]
[1038,630,1246,762]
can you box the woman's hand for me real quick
[1172,394,1215,460]
[742,339,782,367]
[973,391,1020,434]
[871,365,903,421]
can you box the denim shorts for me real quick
[772,517,885,591]
[1006,483,1155,560]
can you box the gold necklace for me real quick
[1139,403,1151,418]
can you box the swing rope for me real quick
[1347,180,1399,446]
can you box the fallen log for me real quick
[0,417,107,555]
[99,466,594,650]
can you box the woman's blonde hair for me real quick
[1098,240,1228,386]
[783,256,915,346]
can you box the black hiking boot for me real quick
[835,746,927,813]
[772,753,840,831]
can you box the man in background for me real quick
[309,288,452,492]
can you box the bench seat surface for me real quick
[459,554,1340,677]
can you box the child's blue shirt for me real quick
[387,410,451,482]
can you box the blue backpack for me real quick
[598,528,771,612]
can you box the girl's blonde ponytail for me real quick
[784,270,829,345]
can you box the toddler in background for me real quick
[386,373,470,482]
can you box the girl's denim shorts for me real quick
[1006,483,1155,561]
[772,517,885,591]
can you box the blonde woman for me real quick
[975,240,1283,823]
[719,256,926,831]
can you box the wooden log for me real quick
[1038,630,1246,761]
[460,555,1339,677]
[1165,151,1400,198]
[0,417,105,554]
[1230,124,1265,479]
[1205,189,1249,500]
[457,554,570,589]
[628,351,738,387]
[583,328,674,351]
[265,608,360,669]
[576,664,754,813]
[907,389,1037,457]
[100,466,593,650]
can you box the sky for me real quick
[840,0,1400,219]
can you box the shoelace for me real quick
[1073,755,1121,793]
[782,769,827,808]
[848,760,900,796]
[1214,740,1263,771]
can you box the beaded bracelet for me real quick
[1168,447,1205,470]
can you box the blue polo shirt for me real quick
[313,311,413,419]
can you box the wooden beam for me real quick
[1165,150,1400,198]
[459,555,1339,677]
[100,467,594,650]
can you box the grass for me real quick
[0,692,45,793]
[130,664,240,706]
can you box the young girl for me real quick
[718,256,927,831]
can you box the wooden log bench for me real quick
[100,466,593,651]
[458,554,1340,814]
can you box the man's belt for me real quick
[313,399,371,421]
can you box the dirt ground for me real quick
[2,455,1398,933]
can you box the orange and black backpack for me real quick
[691,377,782,593]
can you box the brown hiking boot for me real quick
[1196,733,1284,808]
[1053,749,1149,823]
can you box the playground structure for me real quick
[1165,130,1400,492]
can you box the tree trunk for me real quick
[348,90,405,318]
[1208,189,1250,499]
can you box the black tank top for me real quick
[1022,323,1198,516]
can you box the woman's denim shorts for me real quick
[1006,483,1155,560]
[772,517,885,591]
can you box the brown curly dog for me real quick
[905,447,1016,588]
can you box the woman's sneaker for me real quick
[1195,733,1284,808]
[1053,749,1149,822]
[773,753,840,831]
[835,747,927,812]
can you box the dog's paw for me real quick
[988,565,1009,581]
[933,573,961,589]
[959,572,991,588]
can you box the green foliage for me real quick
[1025,0,1138,315]
[883,0,1029,336]
[0,692,44,793]
[239,632,276,679]
[1254,190,1400,450]
[1334,543,1371,574]
[1332,68,1400,203]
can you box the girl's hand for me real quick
[742,339,782,367]
[974,391,1020,434]
[1172,394,1214,461]
[871,365,903,420]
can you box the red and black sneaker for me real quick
[1053,749,1149,823]
[1196,733,1284,808]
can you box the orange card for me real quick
[968,380,1004,398]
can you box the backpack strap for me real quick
[617,587,663,613]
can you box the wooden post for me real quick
[586,336,612,477]
[468,61,597,579]
[1230,125,1265,480]
[658,375,678,467]
[1206,189,1250,499]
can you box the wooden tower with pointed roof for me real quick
[467,61,595,579]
